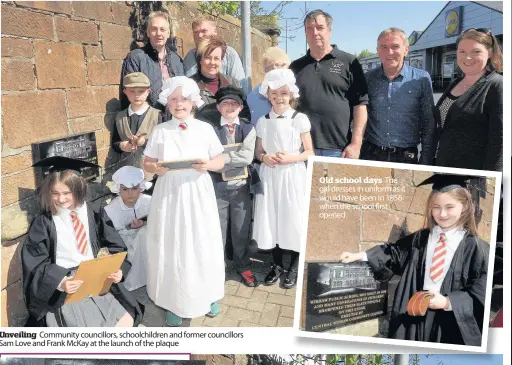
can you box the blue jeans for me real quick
[314,149,342,158]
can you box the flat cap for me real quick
[123,72,150,88]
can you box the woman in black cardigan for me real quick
[435,29,503,172]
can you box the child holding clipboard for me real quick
[21,156,142,327]
[143,76,225,326]
[207,86,261,287]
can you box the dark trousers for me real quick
[272,245,300,271]
[360,141,419,164]
[215,182,252,272]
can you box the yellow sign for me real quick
[445,9,459,36]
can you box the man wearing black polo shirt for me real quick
[290,10,369,158]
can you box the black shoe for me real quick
[240,269,258,287]
[264,265,284,285]
[283,269,298,289]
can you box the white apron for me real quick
[143,117,225,318]
[253,109,310,252]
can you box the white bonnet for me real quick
[109,166,152,194]
[158,76,205,108]
[259,69,300,98]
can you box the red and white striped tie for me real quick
[70,211,88,255]
[430,233,447,283]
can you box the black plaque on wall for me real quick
[304,261,388,332]
[32,132,100,185]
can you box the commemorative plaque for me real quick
[32,132,100,185]
[304,261,388,332]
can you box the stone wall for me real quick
[1,1,272,326]
[300,162,497,335]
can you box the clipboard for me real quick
[157,158,202,170]
[223,143,242,153]
[222,166,249,181]
[64,252,127,304]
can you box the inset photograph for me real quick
[295,159,501,352]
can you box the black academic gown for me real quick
[21,202,144,327]
[366,228,488,346]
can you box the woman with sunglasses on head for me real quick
[434,28,503,172]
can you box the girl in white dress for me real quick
[104,166,152,291]
[143,76,226,326]
[253,69,314,289]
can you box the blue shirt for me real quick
[364,64,436,164]
[246,84,271,125]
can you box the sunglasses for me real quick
[458,28,495,46]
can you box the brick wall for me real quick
[300,162,496,334]
[1,1,272,326]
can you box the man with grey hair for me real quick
[120,11,184,110]
[290,9,369,158]
[361,27,436,164]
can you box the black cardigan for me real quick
[435,71,502,172]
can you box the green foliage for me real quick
[344,355,395,365]
[197,1,289,28]
[198,1,265,17]
[198,1,240,16]
[357,49,374,59]
[325,355,342,365]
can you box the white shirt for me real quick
[128,103,150,116]
[220,116,240,127]
[362,226,466,311]
[220,116,240,145]
[423,225,466,292]
[54,203,94,269]
[104,195,152,231]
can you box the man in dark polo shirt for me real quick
[290,10,368,158]
[361,27,436,165]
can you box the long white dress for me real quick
[143,116,225,318]
[253,108,311,252]
[104,194,151,291]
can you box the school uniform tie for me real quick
[70,211,88,255]
[430,233,447,283]
[226,124,235,135]
[178,122,187,130]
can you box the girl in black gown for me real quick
[341,175,489,346]
[22,156,142,327]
